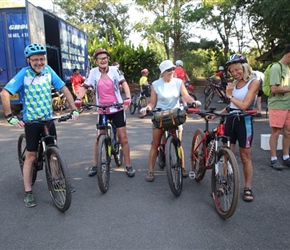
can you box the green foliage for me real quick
[53,0,131,42]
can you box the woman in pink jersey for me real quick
[75,48,135,177]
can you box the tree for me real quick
[52,0,131,42]
[133,0,197,61]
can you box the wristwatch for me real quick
[229,96,234,100]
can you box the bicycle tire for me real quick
[129,94,137,115]
[97,134,110,193]
[165,136,183,196]
[191,129,206,182]
[44,145,72,212]
[204,89,214,109]
[204,84,212,96]
[17,133,37,185]
[138,96,147,114]
[211,147,239,219]
[157,145,165,169]
[113,141,123,167]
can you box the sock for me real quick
[283,155,289,160]
[271,156,277,161]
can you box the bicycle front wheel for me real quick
[157,145,165,169]
[204,84,212,96]
[129,94,137,114]
[17,133,37,185]
[97,134,111,193]
[191,129,206,182]
[165,136,183,197]
[113,141,123,167]
[45,146,72,212]
[138,96,147,113]
[204,89,214,109]
[211,147,239,219]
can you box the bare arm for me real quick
[121,81,131,99]
[271,85,290,94]
[0,89,13,116]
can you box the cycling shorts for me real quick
[97,109,126,129]
[224,115,253,148]
[25,121,57,152]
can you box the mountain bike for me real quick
[17,114,73,212]
[151,109,184,197]
[82,103,124,193]
[187,108,257,219]
[204,77,228,109]
[51,87,70,112]
[129,85,150,115]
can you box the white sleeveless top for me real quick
[230,78,257,110]
[152,77,182,110]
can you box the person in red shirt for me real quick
[174,60,190,83]
[71,67,85,96]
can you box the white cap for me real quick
[159,60,176,74]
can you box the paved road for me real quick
[0,94,289,250]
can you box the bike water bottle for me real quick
[217,123,225,135]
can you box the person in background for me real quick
[174,60,190,83]
[75,48,135,177]
[140,60,201,182]
[268,44,290,170]
[253,70,264,117]
[216,66,228,88]
[0,43,79,208]
[71,67,85,97]
[139,68,150,89]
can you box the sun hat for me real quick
[159,60,176,74]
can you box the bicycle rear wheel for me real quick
[97,134,111,193]
[204,89,214,109]
[191,129,206,182]
[17,133,37,185]
[129,94,137,114]
[204,84,212,96]
[45,145,71,212]
[165,136,183,196]
[211,147,239,219]
[113,141,123,167]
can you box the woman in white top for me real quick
[140,60,201,182]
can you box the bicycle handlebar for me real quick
[82,103,123,110]
[24,114,72,125]
[187,108,257,118]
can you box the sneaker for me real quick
[71,186,77,193]
[125,166,135,177]
[145,172,154,182]
[88,166,97,176]
[24,192,37,208]
[283,158,290,167]
[271,160,284,170]
[182,168,189,178]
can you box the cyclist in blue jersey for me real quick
[1,43,79,208]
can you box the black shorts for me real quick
[141,85,151,98]
[224,115,253,148]
[258,89,263,97]
[25,121,57,152]
[97,110,126,128]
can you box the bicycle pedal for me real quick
[189,171,196,180]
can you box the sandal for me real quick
[243,187,254,202]
[145,172,155,182]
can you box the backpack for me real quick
[262,62,283,96]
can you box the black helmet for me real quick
[225,54,247,67]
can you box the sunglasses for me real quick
[165,67,175,72]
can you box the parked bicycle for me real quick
[129,85,151,115]
[51,87,70,112]
[187,108,257,219]
[17,114,73,212]
[81,103,124,193]
[204,77,228,109]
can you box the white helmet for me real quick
[175,60,183,66]
[218,66,224,71]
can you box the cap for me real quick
[159,60,176,74]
